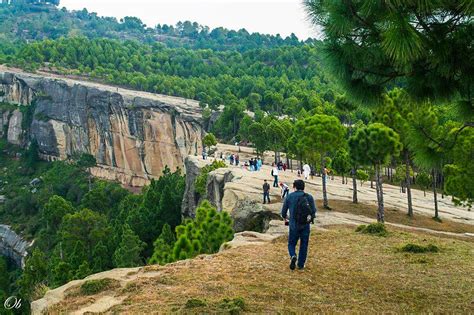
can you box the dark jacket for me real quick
[263,182,270,192]
[281,190,317,229]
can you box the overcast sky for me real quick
[60,0,319,40]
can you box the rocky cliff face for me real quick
[0,68,204,186]
[0,224,31,268]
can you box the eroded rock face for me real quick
[0,224,30,268]
[0,69,204,185]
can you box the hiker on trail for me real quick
[202,150,207,160]
[283,163,287,172]
[281,179,317,270]
[230,154,234,165]
[271,163,279,187]
[303,163,311,180]
[279,182,290,199]
[235,154,240,166]
[256,158,262,171]
[277,161,283,170]
[263,180,271,204]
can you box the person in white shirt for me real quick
[279,182,290,199]
[303,164,311,180]
[271,163,279,187]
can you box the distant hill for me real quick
[0,2,312,51]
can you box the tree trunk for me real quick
[88,168,92,192]
[405,150,413,217]
[375,164,385,223]
[352,168,358,204]
[321,155,329,209]
[432,169,439,220]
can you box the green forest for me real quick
[0,0,473,311]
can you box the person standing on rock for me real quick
[271,163,279,187]
[281,179,317,270]
[263,180,271,204]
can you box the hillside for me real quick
[32,154,474,313]
[33,225,474,314]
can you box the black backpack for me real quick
[294,193,313,226]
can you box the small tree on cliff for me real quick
[172,200,234,260]
[349,123,402,222]
[203,133,217,153]
[297,114,346,209]
[77,153,96,192]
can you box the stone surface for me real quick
[0,224,31,268]
[0,66,204,186]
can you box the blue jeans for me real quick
[273,175,279,187]
[288,224,310,268]
[263,192,270,204]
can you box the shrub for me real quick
[185,298,207,308]
[80,278,118,295]
[195,160,226,195]
[356,223,387,236]
[219,297,245,314]
[400,243,439,253]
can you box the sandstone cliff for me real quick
[0,67,204,186]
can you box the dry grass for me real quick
[321,199,474,234]
[79,226,474,314]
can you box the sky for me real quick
[60,0,319,40]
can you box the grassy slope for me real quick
[50,226,474,313]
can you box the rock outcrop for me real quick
[181,156,282,233]
[0,67,204,186]
[0,224,31,268]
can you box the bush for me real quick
[219,297,245,314]
[185,298,207,308]
[80,278,118,295]
[356,223,387,236]
[400,243,439,253]
[195,160,226,195]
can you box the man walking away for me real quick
[272,164,279,187]
[281,180,317,270]
[263,180,271,204]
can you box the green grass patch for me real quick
[184,298,207,309]
[80,278,118,295]
[218,297,245,314]
[400,243,439,253]
[355,223,388,236]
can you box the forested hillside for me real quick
[0,2,308,51]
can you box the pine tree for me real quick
[17,248,48,298]
[148,224,176,265]
[113,224,146,268]
[349,123,402,222]
[172,201,233,261]
[304,0,473,113]
[296,114,346,209]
